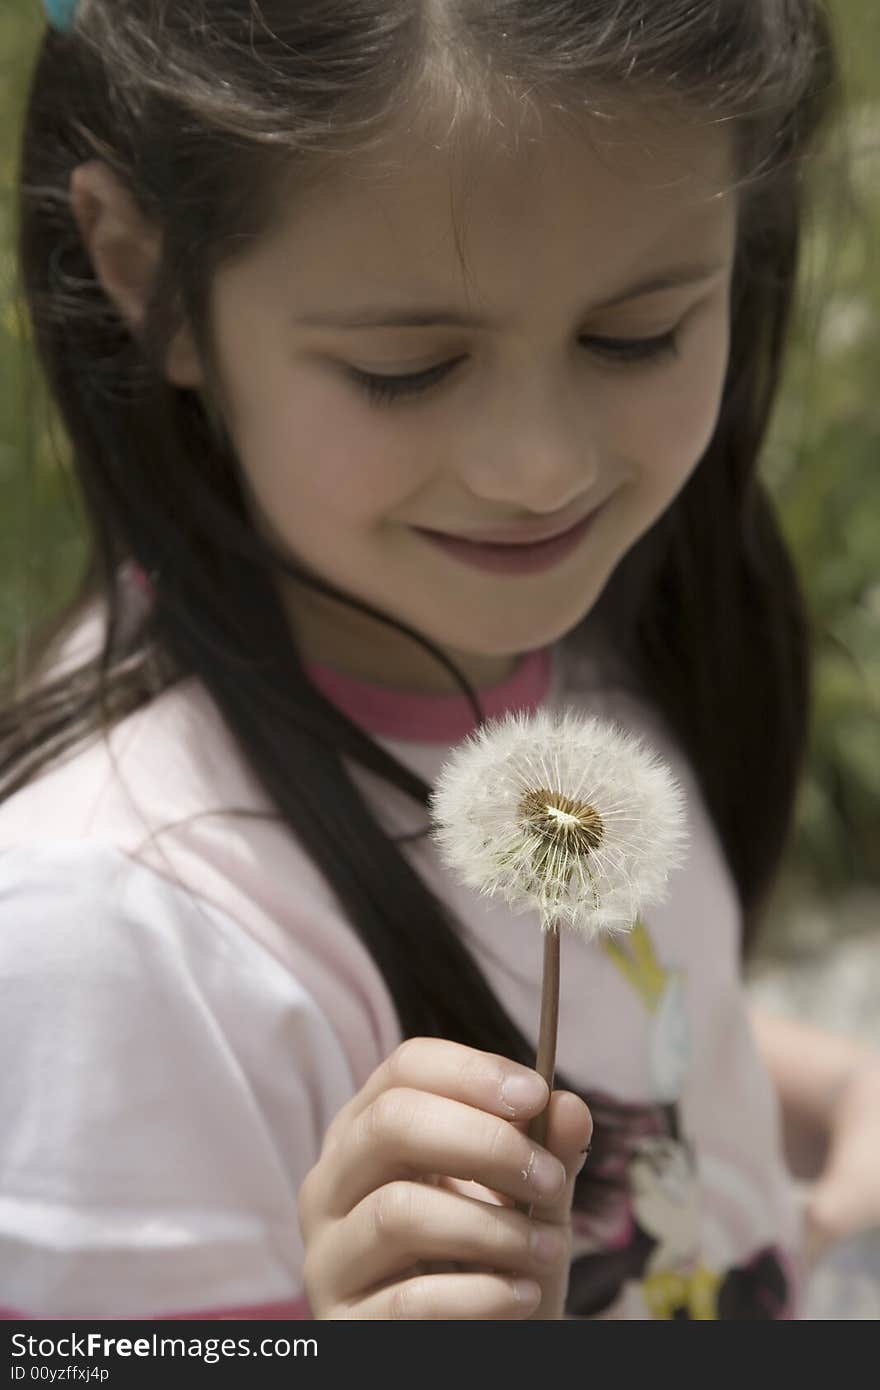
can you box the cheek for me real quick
[228,369,424,527]
[297,426,427,529]
[613,321,730,493]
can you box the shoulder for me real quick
[0,837,355,1108]
[0,818,401,1088]
[0,670,262,850]
[0,674,403,1083]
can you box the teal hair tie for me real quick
[44,0,79,31]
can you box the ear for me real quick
[69,159,205,389]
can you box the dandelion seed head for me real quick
[518,786,605,855]
[429,706,689,940]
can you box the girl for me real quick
[0,0,878,1321]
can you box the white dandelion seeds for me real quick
[429,706,689,941]
[429,705,689,1195]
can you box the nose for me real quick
[459,376,601,516]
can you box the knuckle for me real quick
[387,1275,420,1320]
[388,1036,431,1081]
[296,1166,318,1233]
[457,1046,504,1097]
[297,1166,313,1212]
[372,1181,418,1242]
[300,1245,318,1296]
[366,1086,415,1145]
[320,1108,348,1153]
[485,1113,516,1166]
[477,1202,519,1259]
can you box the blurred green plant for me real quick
[764,76,880,905]
[0,0,85,680]
[1,0,878,916]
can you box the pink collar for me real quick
[305,646,555,744]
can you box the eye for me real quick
[348,330,680,406]
[348,356,468,406]
[587,330,680,365]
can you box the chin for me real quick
[436,606,594,661]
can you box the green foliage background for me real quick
[1,1,878,943]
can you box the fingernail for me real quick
[576,1143,593,1172]
[512,1278,542,1306]
[527,1148,566,1198]
[500,1072,546,1115]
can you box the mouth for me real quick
[411,502,607,577]
[418,508,599,548]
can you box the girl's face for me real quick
[199,109,737,691]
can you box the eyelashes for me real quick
[348,330,680,406]
[352,356,470,406]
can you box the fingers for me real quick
[308,1180,568,1307]
[296,1037,594,1320]
[299,1038,555,1242]
[306,1085,570,1225]
[324,1037,550,1138]
[337,1269,543,1320]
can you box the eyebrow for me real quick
[296,262,729,330]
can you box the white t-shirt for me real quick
[0,594,803,1319]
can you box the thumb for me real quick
[516,1090,592,1319]
[517,1089,593,1223]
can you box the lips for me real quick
[412,503,605,577]
[418,509,598,548]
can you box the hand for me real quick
[804,1052,880,1267]
[297,1036,592,1319]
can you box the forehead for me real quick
[257,105,736,308]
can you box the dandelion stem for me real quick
[515,920,560,1218]
[529,919,560,1148]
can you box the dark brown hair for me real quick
[3,1,839,1184]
